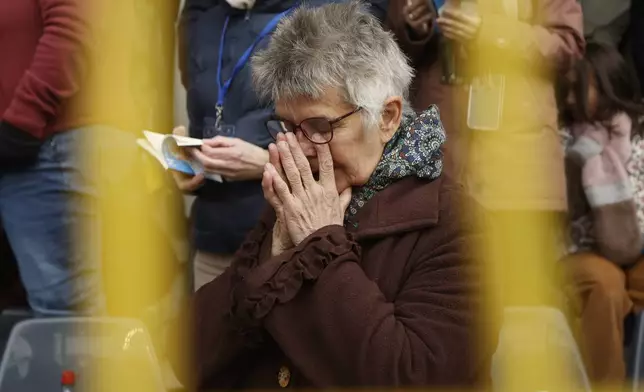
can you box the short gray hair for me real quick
[251,1,414,127]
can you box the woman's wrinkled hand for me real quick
[403,0,435,37]
[261,132,352,246]
[193,136,269,181]
[436,6,481,43]
[170,126,205,192]
[266,136,294,256]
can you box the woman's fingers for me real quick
[314,142,336,190]
[339,187,352,213]
[269,142,280,166]
[285,132,315,187]
[262,167,283,211]
[267,163,294,205]
[268,143,287,182]
[275,132,287,142]
[277,140,304,195]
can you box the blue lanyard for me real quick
[216,8,294,125]
[433,0,445,33]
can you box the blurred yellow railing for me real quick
[81,0,598,391]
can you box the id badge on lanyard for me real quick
[466,0,517,131]
[467,74,506,131]
[211,8,294,138]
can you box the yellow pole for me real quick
[83,0,184,390]
[469,1,575,391]
[77,0,590,390]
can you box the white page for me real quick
[143,130,203,149]
[139,130,223,182]
[137,139,168,169]
[173,134,204,147]
[142,131,168,154]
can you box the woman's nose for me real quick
[296,130,317,157]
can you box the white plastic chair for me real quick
[0,318,165,392]
[491,306,591,392]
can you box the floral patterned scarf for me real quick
[344,105,446,225]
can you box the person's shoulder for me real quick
[347,174,475,242]
[420,174,472,222]
[412,174,481,255]
[369,174,471,233]
[434,173,466,199]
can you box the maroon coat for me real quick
[191,175,488,389]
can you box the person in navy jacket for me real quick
[176,0,363,290]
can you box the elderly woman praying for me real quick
[189,1,485,389]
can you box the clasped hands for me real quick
[262,133,352,257]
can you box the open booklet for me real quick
[137,130,223,182]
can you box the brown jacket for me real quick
[191,175,488,389]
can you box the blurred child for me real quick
[560,42,644,385]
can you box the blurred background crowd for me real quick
[0,0,643,390]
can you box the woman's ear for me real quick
[380,96,403,144]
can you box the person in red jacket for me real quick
[0,0,103,315]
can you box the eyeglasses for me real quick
[265,107,362,145]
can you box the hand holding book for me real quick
[192,137,269,181]
[137,126,269,187]
[168,126,208,192]
[137,127,222,192]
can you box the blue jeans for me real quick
[0,129,103,316]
